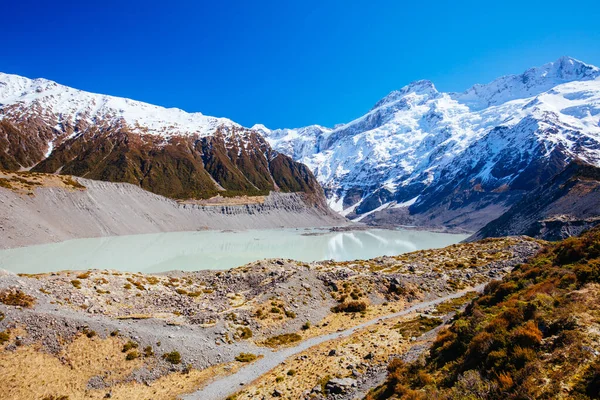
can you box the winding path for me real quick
[183,286,483,400]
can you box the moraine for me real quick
[0,228,467,274]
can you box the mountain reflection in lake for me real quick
[0,228,468,274]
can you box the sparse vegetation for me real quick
[236,326,253,339]
[0,330,10,345]
[235,352,257,363]
[81,327,96,338]
[263,333,302,347]
[369,227,600,400]
[393,315,442,338]
[163,350,182,364]
[144,345,154,357]
[0,289,36,307]
[76,272,91,279]
[122,340,138,353]
[70,280,82,289]
[332,300,368,313]
[125,350,140,360]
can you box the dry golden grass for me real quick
[299,299,407,340]
[0,334,244,400]
[0,170,86,195]
[236,312,426,399]
[178,194,266,206]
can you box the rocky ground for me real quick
[0,236,542,400]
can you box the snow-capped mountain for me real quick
[0,72,238,138]
[263,56,600,230]
[0,73,325,203]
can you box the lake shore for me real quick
[0,237,541,400]
[0,228,469,274]
[0,177,346,250]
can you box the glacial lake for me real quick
[0,228,469,274]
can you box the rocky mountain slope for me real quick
[468,160,600,241]
[0,171,344,249]
[369,226,600,400]
[262,57,600,231]
[0,73,323,202]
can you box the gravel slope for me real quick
[0,178,346,249]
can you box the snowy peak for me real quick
[453,56,600,109]
[264,56,600,227]
[0,72,239,138]
[372,79,438,110]
[548,56,600,80]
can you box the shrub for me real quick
[0,311,4,322]
[70,280,82,289]
[331,301,368,313]
[0,289,36,307]
[301,321,311,330]
[237,326,253,339]
[76,272,91,279]
[287,369,296,376]
[575,360,600,398]
[144,346,154,357]
[511,346,536,369]
[62,176,86,189]
[511,321,542,348]
[0,330,9,345]
[235,352,257,362]
[276,376,284,382]
[82,328,96,338]
[497,372,514,391]
[263,333,302,347]
[125,350,140,360]
[163,351,182,364]
[122,340,138,352]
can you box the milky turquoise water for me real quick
[0,228,468,274]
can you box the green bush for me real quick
[163,351,182,364]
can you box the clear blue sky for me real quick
[3,0,600,128]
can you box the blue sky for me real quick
[3,0,600,128]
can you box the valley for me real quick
[0,236,540,399]
[1,53,600,400]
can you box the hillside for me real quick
[0,73,324,202]
[0,236,540,400]
[470,161,600,241]
[369,226,600,399]
[262,57,600,231]
[0,170,344,249]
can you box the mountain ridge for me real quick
[263,56,600,231]
[0,72,327,203]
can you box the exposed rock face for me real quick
[468,161,600,241]
[263,57,600,230]
[0,73,325,204]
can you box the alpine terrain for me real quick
[0,72,324,202]
[261,56,600,232]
